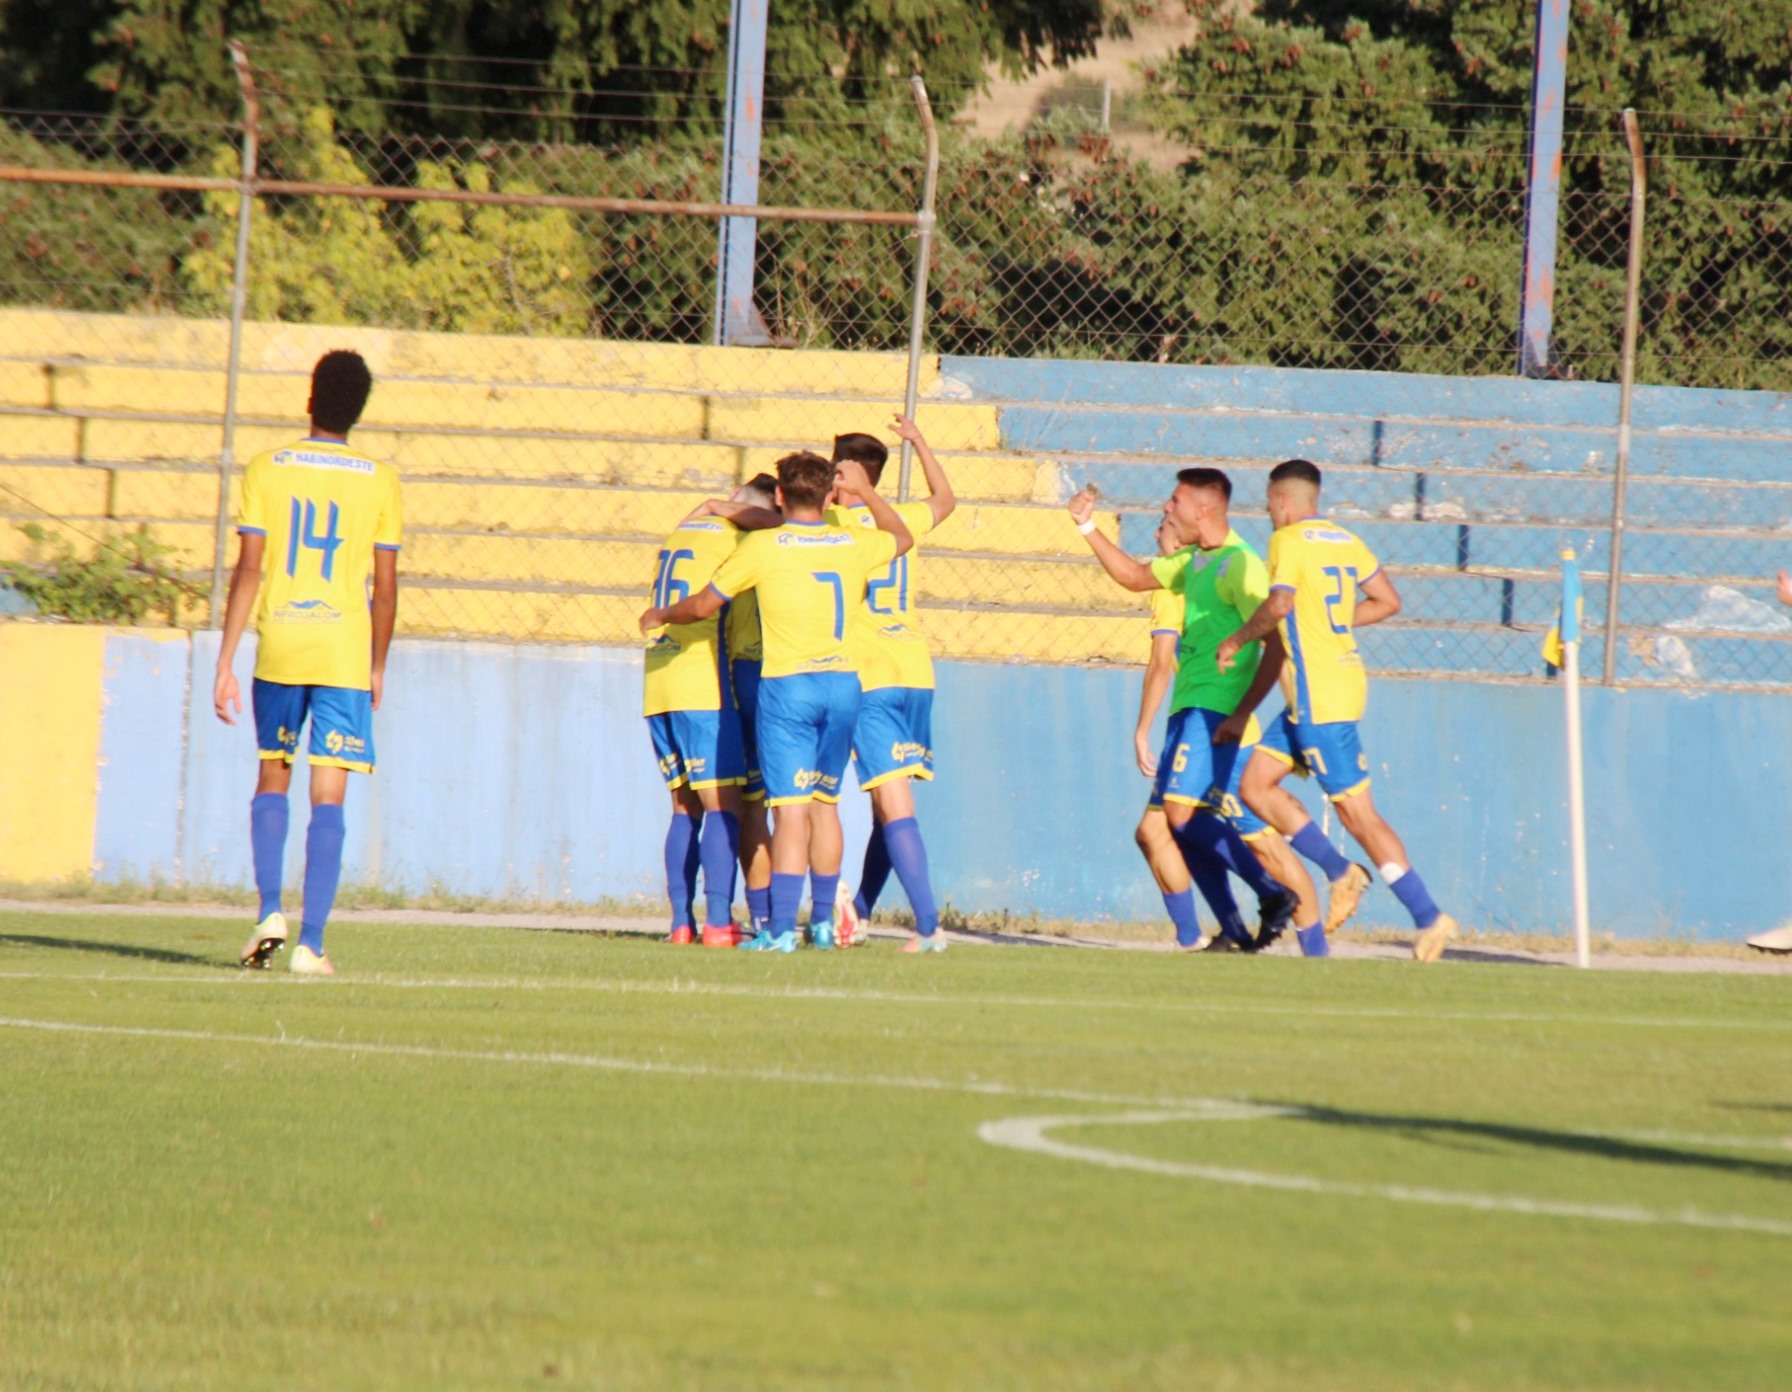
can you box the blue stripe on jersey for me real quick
[1284,607,1314,724]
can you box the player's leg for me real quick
[240,680,303,967]
[869,776,941,943]
[1330,782,1457,962]
[748,674,828,951]
[853,688,938,940]
[1206,714,1321,953]
[290,686,373,975]
[803,673,860,949]
[1166,799,1292,949]
[647,712,702,942]
[1155,710,1253,948]
[732,659,773,933]
[1137,802,1207,950]
[688,708,748,946]
[1240,717,1369,931]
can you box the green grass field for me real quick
[3,910,1790,1391]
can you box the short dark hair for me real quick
[831,432,888,486]
[309,351,372,435]
[1269,458,1323,490]
[736,471,779,509]
[1175,466,1232,501]
[776,451,836,510]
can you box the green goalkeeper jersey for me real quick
[1148,529,1270,717]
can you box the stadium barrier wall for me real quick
[6,622,1785,942]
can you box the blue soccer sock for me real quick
[699,811,740,929]
[881,816,939,936]
[1175,813,1283,902]
[854,821,893,919]
[664,812,699,928]
[1185,857,1251,944]
[1296,925,1332,957]
[1161,888,1203,949]
[249,792,289,921]
[769,871,805,939]
[745,883,771,928]
[298,803,345,956]
[810,871,841,929]
[1385,864,1442,929]
[1290,820,1353,883]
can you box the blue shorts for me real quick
[757,672,859,807]
[1148,707,1267,837]
[853,686,935,790]
[253,680,375,773]
[731,659,765,801]
[1256,709,1371,800]
[646,708,747,791]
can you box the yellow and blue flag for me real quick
[1542,546,1583,671]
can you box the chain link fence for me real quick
[2,72,1790,689]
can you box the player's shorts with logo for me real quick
[1149,707,1269,837]
[1256,708,1371,800]
[852,686,934,790]
[730,658,765,800]
[645,707,746,792]
[253,680,376,773]
[756,671,859,806]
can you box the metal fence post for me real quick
[713,0,772,346]
[897,77,939,504]
[1602,109,1646,684]
[209,41,259,625]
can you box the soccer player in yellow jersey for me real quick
[640,452,912,953]
[719,474,779,936]
[829,417,955,952]
[213,352,401,976]
[1217,459,1459,962]
[642,497,753,947]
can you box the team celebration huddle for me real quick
[215,351,1456,970]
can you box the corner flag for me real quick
[1542,546,1582,671]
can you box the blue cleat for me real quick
[739,928,797,953]
[809,919,836,951]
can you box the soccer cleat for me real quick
[288,943,335,976]
[701,923,747,948]
[809,919,837,951]
[900,933,947,954]
[667,925,696,945]
[1412,913,1459,963]
[1173,932,1214,953]
[1324,863,1374,933]
[1252,887,1300,951]
[1199,933,1247,954]
[739,928,797,953]
[1745,924,1792,954]
[239,911,288,969]
[833,881,862,947]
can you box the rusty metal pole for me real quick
[1602,109,1646,683]
[898,77,939,503]
[210,41,259,625]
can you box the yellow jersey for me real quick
[237,437,402,689]
[1267,516,1383,724]
[709,520,899,680]
[826,501,937,692]
[1149,585,1184,639]
[724,586,762,665]
[642,516,743,716]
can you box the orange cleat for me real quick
[667,925,695,945]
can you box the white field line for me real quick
[978,1111,1792,1239]
[0,969,1785,1034]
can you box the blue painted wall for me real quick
[73,630,1785,942]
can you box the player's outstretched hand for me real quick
[1135,729,1158,778]
[639,606,665,634]
[834,459,873,505]
[1777,569,1792,608]
[213,667,241,725]
[890,413,924,444]
[1211,712,1248,746]
[1067,485,1098,528]
[1215,635,1243,673]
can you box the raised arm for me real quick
[1068,486,1158,592]
[1353,568,1401,628]
[1135,630,1179,777]
[891,414,955,527]
[836,460,913,557]
[1215,590,1295,672]
[685,498,782,531]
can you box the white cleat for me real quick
[239,911,288,969]
[288,943,336,977]
[1746,924,1792,954]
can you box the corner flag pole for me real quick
[1560,547,1591,968]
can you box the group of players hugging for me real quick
[215,351,1456,973]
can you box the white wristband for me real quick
[1075,518,1098,536]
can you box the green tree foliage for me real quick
[0,524,199,625]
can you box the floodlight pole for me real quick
[210,41,259,626]
[1603,109,1646,684]
[898,76,939,503]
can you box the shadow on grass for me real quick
[0,934,225,968]
[1279,1103,1792,1183]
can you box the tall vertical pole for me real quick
[1603,110,1647,684]
[713,0,772,346]
[897,78,939,503]
[210,41,259,625]
[1517,0,1571,378]
[1559,548,1591,968]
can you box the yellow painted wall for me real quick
[0,625,104,881]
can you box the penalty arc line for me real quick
[977,1111,1792,1240]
